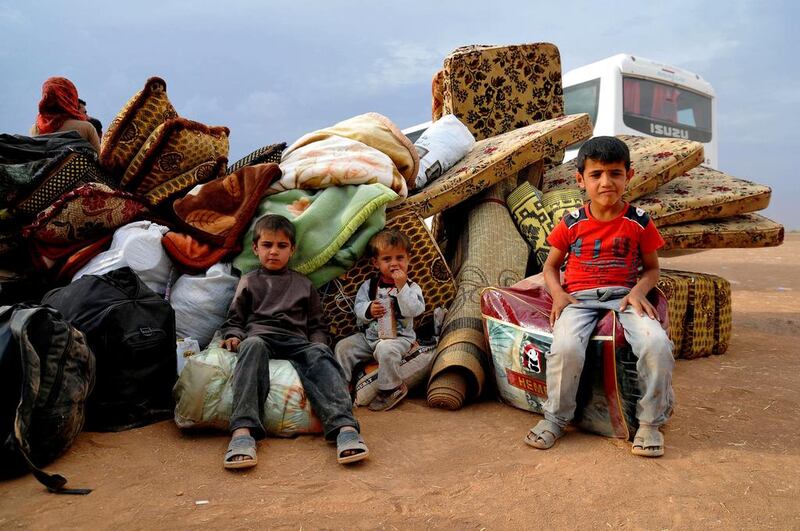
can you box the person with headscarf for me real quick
[30,77,101,153]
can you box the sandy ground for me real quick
[1,235,798,530]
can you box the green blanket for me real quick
[233,183,398,287]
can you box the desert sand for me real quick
[1,235,798,530]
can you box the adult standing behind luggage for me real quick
[29,77,101,153]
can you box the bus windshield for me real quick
[564,79,600,127]
[622,76,712,142]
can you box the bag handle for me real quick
[7,305,92,495]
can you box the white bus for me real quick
[563,53,717,168]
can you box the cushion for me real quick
[481,274,670,439]
[659,213,785,251]
[654,272,690,357]
[541,188,584,226]
[431,69,444,122]
[507,182,553,269]
[634,166,772,227]
[413,114,475,190]
[120,117,230,206]
[281,112,419,189]
[100,77,178,176]
[542,135,705,201]
[233,183,398,287]
[440,43,565,141]
[226,142,286,175]
[173,338,323,436]
[388,114,592,219]
[22,182,149,262]
[427,179,529,408]
[319,212,456,343]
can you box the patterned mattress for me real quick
[659,213,784,250]
[635,166,771,227]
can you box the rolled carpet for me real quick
[427,177,529,409]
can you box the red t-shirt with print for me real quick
[547,202,665,294]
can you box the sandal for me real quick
[368,383,408,412]
[632,426,664,457]
[224,435,258,469]
[336,430,369,465]
[524,419,565,450]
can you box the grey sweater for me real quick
[221,267,329,346]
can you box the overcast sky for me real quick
[1,0,797,228]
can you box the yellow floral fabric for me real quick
[659,213,784,250]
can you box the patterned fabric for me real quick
[633,166,772,227]
[428,178,529,408]
[431,70,444,122]
[440,43,565,141]
[660,270,715,359]
[281,113,419,190]
[388,114,592,219]
[22,182,148,260]
[100,77,178,176]
[120,117,230,206]
[659,213,784,250]
[162,163,283,273]
[541,188,584,227]
[542,135,705,201]
[319,212,455,343]
[507,182,553,268]
[226,143,287,175]
[15,152,108,217]
[655,272,689,357]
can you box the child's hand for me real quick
[221,337,241,352]
[370,300,386,318]
[550,291,579,327]
[390,268,407,289]
[619,289,658,320]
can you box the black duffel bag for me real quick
[42,267,176,432]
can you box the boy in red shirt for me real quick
[525,137,674,457]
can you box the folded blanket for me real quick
[233,184,398,287]
[281,112,419,189]
[275,135,407,201]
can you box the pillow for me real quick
[319,212,456,343]
[120,117,230,206]
[633,166,772,226]
[440,43,565,141]
[506,182,554,269]
[100,77,178,176]
[388,113,592,219]
[542,135,705,201]
[658,213,784,251]
[413,114,475,190]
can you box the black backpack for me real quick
[42,267,176,432]
[0,304,95,494]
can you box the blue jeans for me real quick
[230,334,359,441]
[544,287,675,429]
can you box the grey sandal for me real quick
[336,430,369,465]
[524,419,565,449]
[224,435,258,469]
[632,426,664,457]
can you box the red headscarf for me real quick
[36,77,87,134]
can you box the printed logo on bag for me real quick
[505,368,547,398]
[520,342,544,374]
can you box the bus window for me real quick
[622,76,712,142]
[564,78,600,126]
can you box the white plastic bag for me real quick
[72,221,172,294]
[170,263,238,349]
[414,114,475,189]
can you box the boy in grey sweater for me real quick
[335,229,425,411]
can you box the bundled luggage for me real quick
[42,267,176,432]
[0,303,95,493]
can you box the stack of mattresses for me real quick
[392,42,595,410]
[516,134,783,253]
